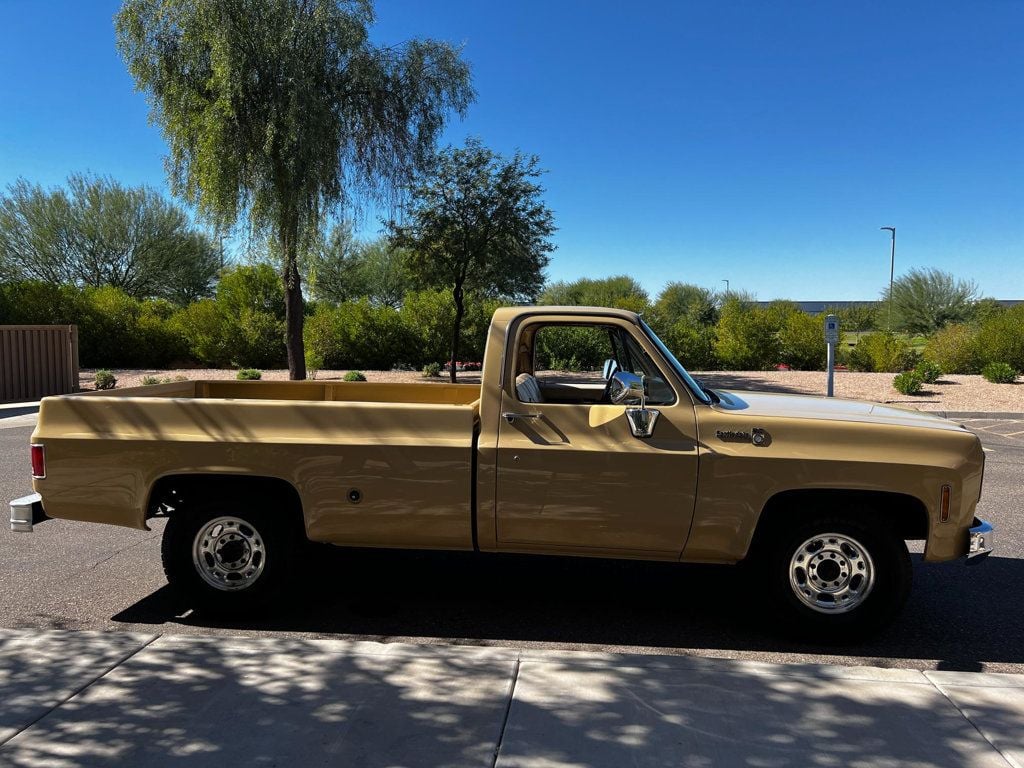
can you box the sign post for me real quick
[824,314,839,397]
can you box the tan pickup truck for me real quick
[10,305,993,635]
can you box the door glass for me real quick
[526,324,615,404]
[618,331,676,405]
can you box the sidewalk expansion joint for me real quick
[929,677,1018,768]
[490,657,521,768]
[0,633,161,751]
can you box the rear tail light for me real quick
[30,444,45,479]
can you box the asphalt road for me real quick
[1,414,1021,672]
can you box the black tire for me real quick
[763,514,912,640]
[161,497,296,615]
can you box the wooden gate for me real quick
[0,325,79,403]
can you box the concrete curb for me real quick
[0,403,39,419]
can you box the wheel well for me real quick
[147,474,305,534]
[749,489,929,556]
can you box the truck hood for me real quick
[712,390,966,432]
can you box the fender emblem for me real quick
[716,428,771,446]
[716,429,751,442]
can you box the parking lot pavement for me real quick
[0,630,1021,768]
[962,418,1024,443]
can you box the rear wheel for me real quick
[764,514,911,638]
[162,499,295,614]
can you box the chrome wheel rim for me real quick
[788,532,875,614]
[192,516,266,592]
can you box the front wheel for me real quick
[162,501,295,614]
[765,515,912,638]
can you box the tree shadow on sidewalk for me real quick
[6,603,1020,767]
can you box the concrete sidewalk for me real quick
[0,630,1021,767]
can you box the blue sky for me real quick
[1,1,1021,300]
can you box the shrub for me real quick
[141,375,161,386]
[976,305,1024,372]
[924,324,981,374]
[94,369,117,390]
[660,321,718,371]
[778,311,827,370]
[422,362,442,378]
[713,298,780,370]
[848,333,915,372]
[982,362,1017,384]
[305,349,324,380]
[304,299,417,370]
[236,368,262,380]
[535,325,608,370]
[343,370,367,382]
[167,299,235,367]
[893,370,924,395]
[915,360,943,384]
[548,355,584,372]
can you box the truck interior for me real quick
[514,322,677,406]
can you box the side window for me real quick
[618,331,677,405]
[517,324,616,404]
[512,322,675,406]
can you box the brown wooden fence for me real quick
[0,325,79,403]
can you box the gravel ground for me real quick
[79,368,1022,413]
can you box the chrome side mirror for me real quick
[610,371,660,438]
[602,358,620,380]
[608,371,645,405]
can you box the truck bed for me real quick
[32,379,482,549]
[74,378,482,407]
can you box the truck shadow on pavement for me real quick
[113,547,1024,671]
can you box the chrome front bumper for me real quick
[966,518,994,564]
[9,493,46,533]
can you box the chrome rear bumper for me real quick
[9,493,46,533]
[966,518,994,564]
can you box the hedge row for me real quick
[924,306,1024,374]
[0,269,500,370]
[4,272,1020,374]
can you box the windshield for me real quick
[640,319,713,405]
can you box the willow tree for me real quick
[390,139,555,382]
[116,0,473,377]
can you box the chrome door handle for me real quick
[625,407,660,438]
[503,412,541,423]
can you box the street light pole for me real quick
[880,226,896,331]
[722,279,730,293]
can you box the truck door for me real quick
[494,318,699,557]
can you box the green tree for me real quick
[0,174,219,302]
[829,303,879,333]
[539,276,649,313]
[390,139,555,382]
[883,268,979,334]
[117,0,473,378]
[652,282,718,327]
[305,227,413,308]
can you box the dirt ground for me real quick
[79,368,1021,413]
